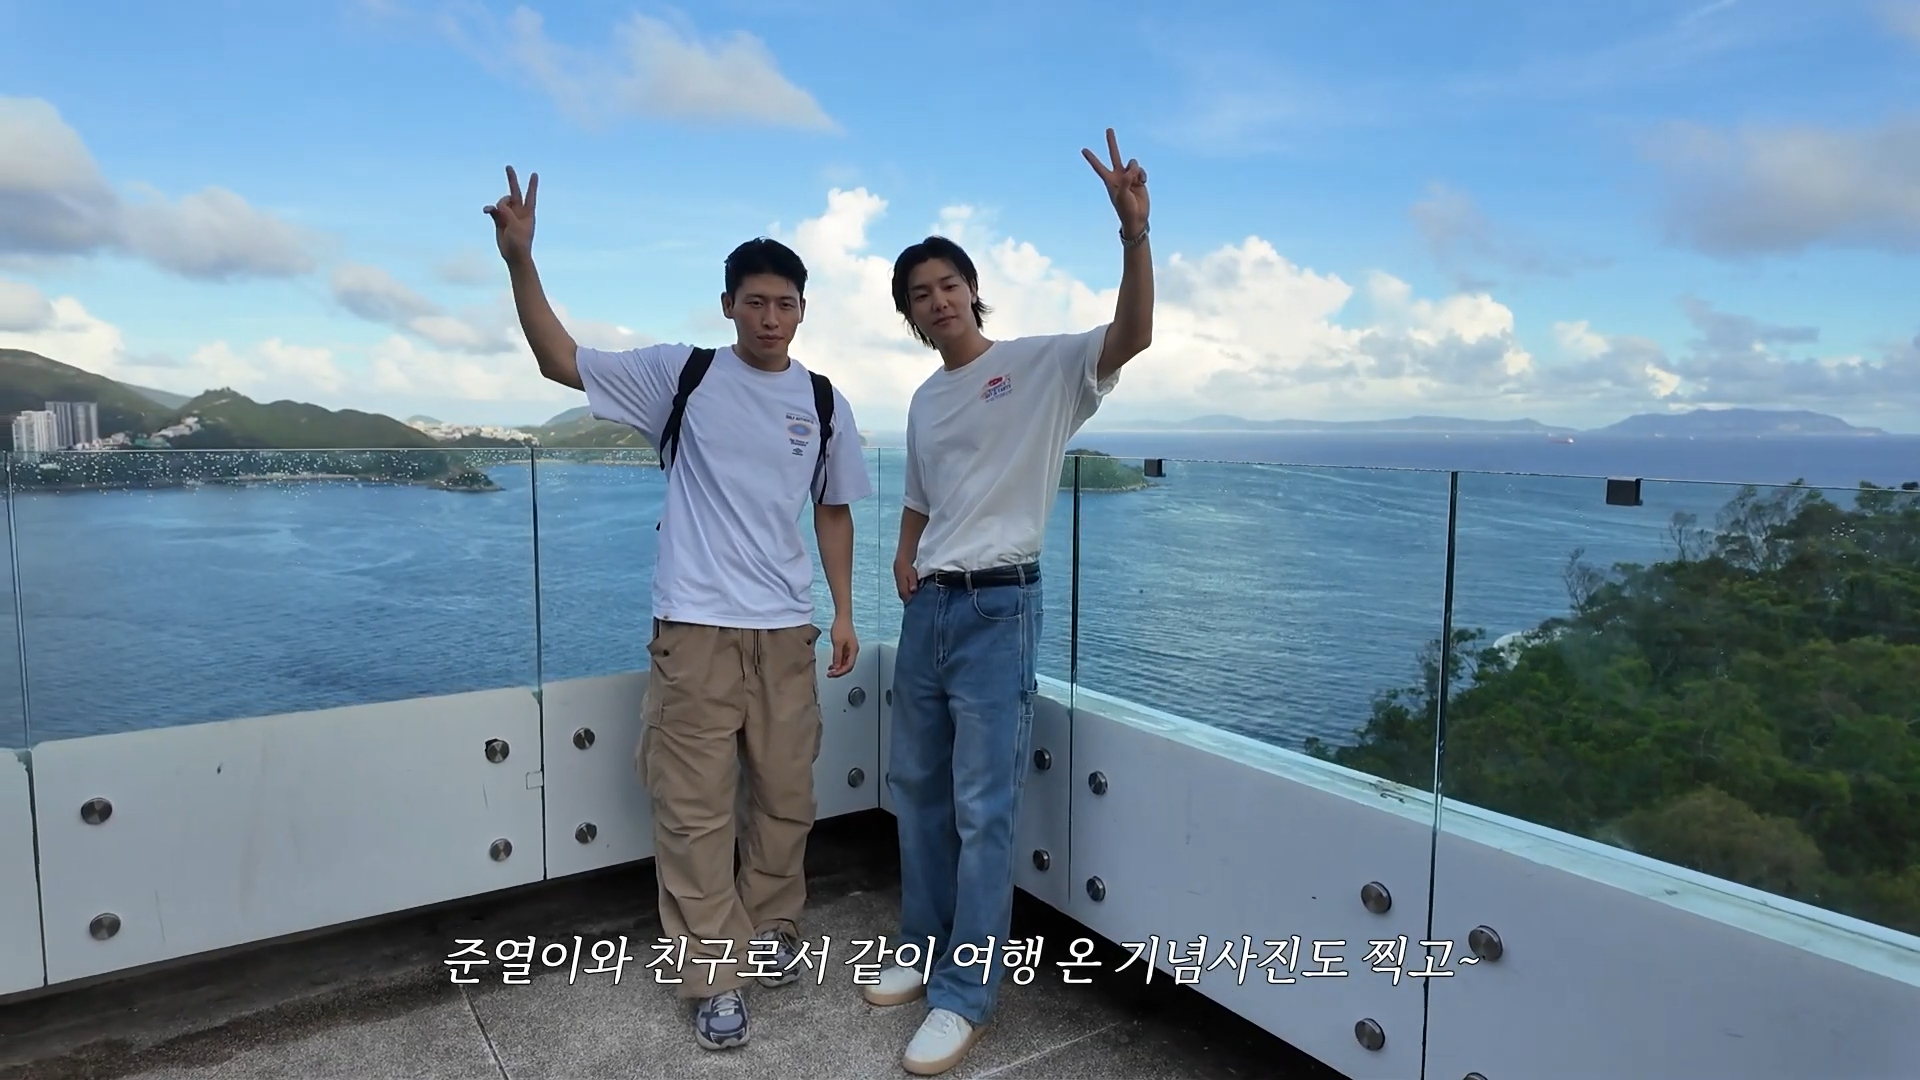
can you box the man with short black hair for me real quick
[865,130,1154,1075]
[486,166,871,1051]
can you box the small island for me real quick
[1060,448,1148,492]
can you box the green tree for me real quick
[1310,480,1920,935]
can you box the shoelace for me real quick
[755,931,798,959]
[704,992,743,1018]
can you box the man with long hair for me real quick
[866,130,1154,1075]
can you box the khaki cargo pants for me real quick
[637,618,824,999]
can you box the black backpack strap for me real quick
[658,347,715,471]
[809,371,835,504]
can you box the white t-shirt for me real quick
[576,342,873,630]
[903,325,1118,577]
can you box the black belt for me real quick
[923,562,1040,589]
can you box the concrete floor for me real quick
[0,812,1345,1080]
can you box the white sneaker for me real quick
[902,1007,984,1076]
[860,963,927,1007]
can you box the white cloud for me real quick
[0,278,54,332]
[1552,319,1610,359]
[568,316,654,353]
[449,6,836,132]
[330,262,518,354]
[435,248,495,286]
[0,295,129,378]
[365,333,570,408]
[763,185,1920,429]
[12,181,1913,432]
[333,263,438,324]
[0,99,119,256]
[0,97,319,279]
[1410,183,1608,289]
[121,185,317,280]
[1540,298,1918,413]
[0,278,630,425]
[352,297,650,416]
[0,291,350,406]
[769,187,1553,428]
[1646,114,1920,256]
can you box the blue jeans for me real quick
[888,574,1041,1026]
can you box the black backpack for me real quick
[656,346,837,510]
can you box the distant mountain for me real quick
[1595,408,1885,437]
[406,414,442,425]
[517,412,651,450]
[125,382,193,410]
[0,351,451,451]
[0,349,174,446]
[542,405,592,426]
[1116,414,1576,435]
[1118,407,1893,438]
[165,389,438,450]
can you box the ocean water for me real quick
[3,434,1914,751]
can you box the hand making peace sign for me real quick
[484,166,538,264]
[1082,128,1149,239]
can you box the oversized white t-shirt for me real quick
[903,325,1118,577]
[576,342,873,630]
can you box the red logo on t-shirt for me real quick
[981,375,1012,402]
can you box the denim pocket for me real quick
[969,583,1027,623]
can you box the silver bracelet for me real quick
[1120,221,1150,248]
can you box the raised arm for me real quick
[1082,129,1153,381]
[485,166,581,390]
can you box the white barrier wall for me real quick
[30,688,547,985]
[539,672,659,879]
[1423,806,1920,1080]
[11,650,881,990]
[1014,680,1074,912]
[1062,686,1437,1080]
[1053,685,1920,1080]
[6,644,1920,1080]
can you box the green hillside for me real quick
[166,389,439,450]
[1062,448,1147,492]
[1312,480,1920,934]
[519,413,653,450]
[0,349,173,446]
[126,383,193,409]
[540,405,592,426]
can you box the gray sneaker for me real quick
[693,988,749,1050]
[753,927,803,987]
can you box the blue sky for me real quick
[1,0,1917,432]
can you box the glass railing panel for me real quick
[0,454,22,750]
[872,446,906,649]
[530,448,663,682]
[1073,457,1455,781]
[1446,471,1920,938]
[11,447,539,742]
[796,447,896,658]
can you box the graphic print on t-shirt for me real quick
[785,412,814,456]
[981,374,1012,402]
